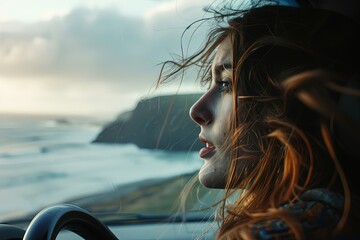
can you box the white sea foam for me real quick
[0,114,202,221]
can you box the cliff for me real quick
[92,93,203,151]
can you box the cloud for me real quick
[0,4,208,115]
[0,9,141,82]
[144,0,208,20]
[1,6,206,84]
[41,9,70,21]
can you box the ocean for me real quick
[0,114,203,221]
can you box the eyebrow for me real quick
[214,62,232,74]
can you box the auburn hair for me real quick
[158,4,360,239]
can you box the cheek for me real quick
[213,118,231,145]
[219,108,233,140]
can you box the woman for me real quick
[158,1,360,239]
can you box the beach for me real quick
[0,114,205,222]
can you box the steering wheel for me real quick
[0,204,119,240]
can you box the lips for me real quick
[199,136,215,158]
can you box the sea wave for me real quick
[0,115,203,221]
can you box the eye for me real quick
[220,81,229,88]
[216,78,232,92]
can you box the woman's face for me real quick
[189,37,234,188]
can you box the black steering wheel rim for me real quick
[22,204,119,240]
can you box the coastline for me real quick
[66,170,208,214]
[1,170,222,229]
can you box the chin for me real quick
[198,167,226,189]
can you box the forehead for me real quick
[212,37,233,72]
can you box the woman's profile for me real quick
[158,0,360,239]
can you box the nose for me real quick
[189,93,213,126]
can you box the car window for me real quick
[0,0,221,234]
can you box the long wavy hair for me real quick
[158,2,360,239]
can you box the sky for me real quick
[0,0,212,117]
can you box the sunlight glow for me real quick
[0,0,206,117]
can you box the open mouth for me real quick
[199,136,215,158]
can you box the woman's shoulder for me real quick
[282,188,344,214]
[250,188,360,239]
[282,188,344,236]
